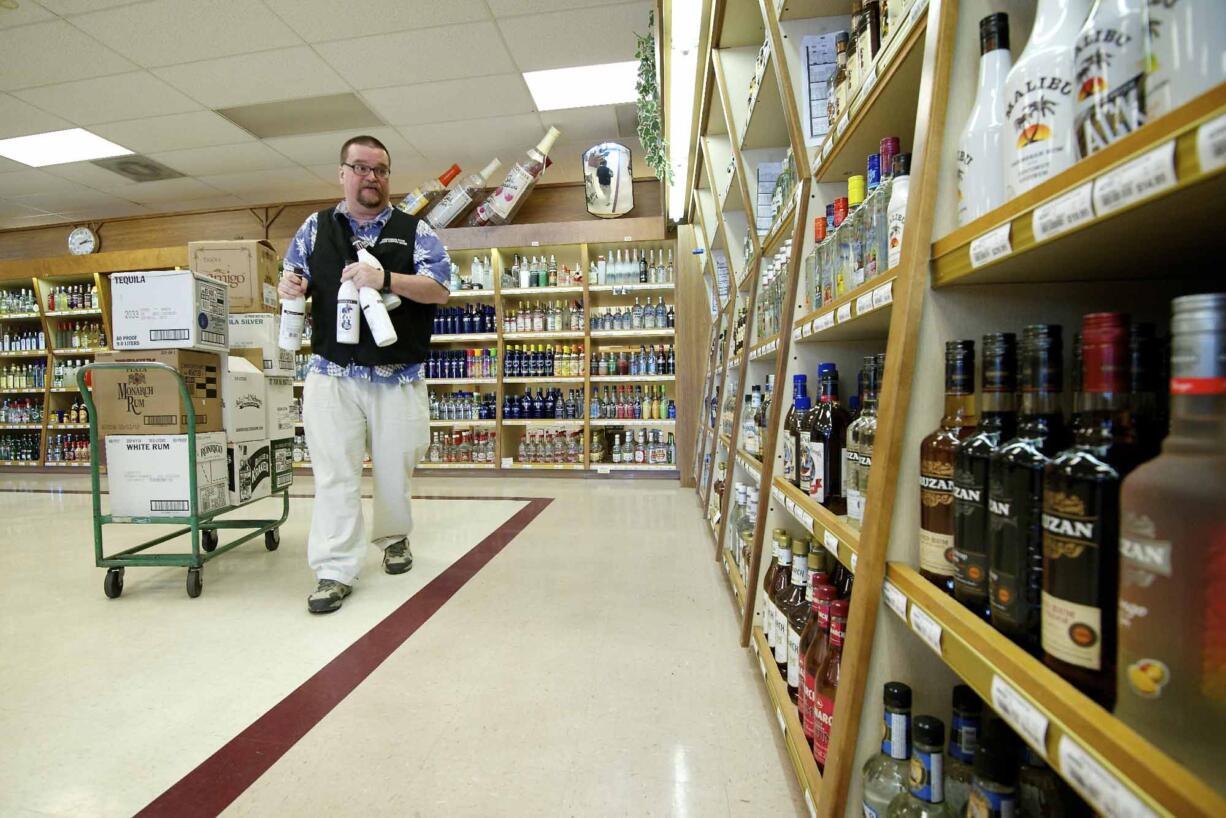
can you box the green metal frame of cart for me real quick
[77,361,290,598]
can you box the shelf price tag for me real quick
[991,675,1049,758]
[836,303,853,323]
[837,113,850,138]
[907,0,930,27]
[969,223,1013,269]
[855,292,875,315]
[1032,181,1096,243]
[1196,110,1226,174]
[776,707,787,734]
[822,139,834,160]
[872,281,894,308]
[909,605,943,654]
[861,64,878,99]
[1092,140,1177,217]
[850,553,858,573]
[1057,736,1158,818]
[799,510,813,530]
[501,457,513,468]
[823,529,839,558]
[883,580,907,620]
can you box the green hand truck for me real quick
[78,361,290,599]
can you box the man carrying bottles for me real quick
[279,135,451,614]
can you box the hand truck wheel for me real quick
[103,568,124,599]
[186,568,203,598]
[265,528,280,551]
[201,529,219,553]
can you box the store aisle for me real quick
[0,475,800,818]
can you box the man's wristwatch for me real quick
[382,267,392,293]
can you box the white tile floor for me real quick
[0,473,801,817]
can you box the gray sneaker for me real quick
[307,579,351,614]
[382,538,413,575]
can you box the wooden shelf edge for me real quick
[720,547,747,617]
[792,275,896,342]
[772,476,860,574]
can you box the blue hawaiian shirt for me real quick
[284,200,451,384]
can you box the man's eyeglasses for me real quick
[342,161,391,179]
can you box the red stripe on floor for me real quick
[134,496,552,818]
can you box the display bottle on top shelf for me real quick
[1002,0,1091,199]
[886,152,912,271]
[811,598,849,772]
[846,1,862,101]
[806,363,851,512]
[1116,293,1226,794]
[920,341,976,592]
[957,13,1012,226]
[943,684,982,816]
[1073,0,1150,157]
[988,325,1069,654]
[465,127,561,227]
[965,721,1023,818]
[426,158,503,229]
[861,682,913,818]
[859,0,882,84]
[783,374,810,488]
[1147,0,1226,119]
[780,537,811,693]
[885,715,955,818]
[1042,312,1140,710]
[397,164,461,216]
[801,580,838,745]
[828,32,850,124]
[953,333,1018,621]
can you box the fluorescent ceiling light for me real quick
[668,1,703,221]
[523,61,638,111]
[0,128,132,167]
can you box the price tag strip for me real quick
[1092,140,1177,217]
[1057,736,1158,818]
[883,580,908,620]
[990,675,1049,759]
[872,281,894,308]
[836,113,850,138]
[823,529,840,558]
[969,223,1013,269]
[855,292,875,315]
[1196,110,1226,174]
[836,303,853,323]
[909,604,943,654]
[1032,181,1096,243]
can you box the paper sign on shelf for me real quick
[969,223,1013,269]
[1092,140,1177,217]
[990,675,1049,757]
[856,293,875,315]
[1057,736,1158,818]
[837,303,853,323]
[909,605,943,654]
[883,580,907,620]
[824,529,839,557]
[1032,182,1096,243]
[1197,110,1226,174]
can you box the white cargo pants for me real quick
[303,373,430,584]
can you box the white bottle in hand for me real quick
[357,248,401,311]
[337,279,360,345]
[278,266,306,352]
[360,287,398,347]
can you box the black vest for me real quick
[308,206,437,367]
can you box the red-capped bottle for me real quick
[801,582,838,745]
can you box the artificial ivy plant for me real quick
[636,10,673,184]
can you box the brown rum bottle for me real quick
[1042,313,1139,710]
[784,374,812,488]
[920,340,977,593]
[954,333,1018,621]
[772,537,805,672]
[782,537,813,698]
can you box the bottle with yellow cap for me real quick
[845,174,868,292]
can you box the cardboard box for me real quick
[264,376,295,440]
[110,269,228,352]
[221,356,267,443]
[227,438,272,506]
[270,436,294,492]
[105,432,228,518]
[92,349,223,436]
[189,240,279,314]
[228,312,294,376]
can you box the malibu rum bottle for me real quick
[1042,312,1139,709]
[920,341,977,593]
[1073,0,1150,157]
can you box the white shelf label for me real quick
[836,113,850,137]
[836,303,853,323]
[759,655,767,677]
[909,605,943,654]
[776,707,787,734]
[818,312,836,332]
[798,510,813,530]
[850,552,858,573]
[823,529,839,557]
[861,64,878,99]
[969,223,1013,269]
[597,466,611,474]
[1032,181,1096,243]
[855,292,875,315]
[991,675,1049,758]
[501,457,513,468]
[772,485,785,503]
[623,235,633,242]
[1093,140,1177,217]
[1057,736,1158,818]
[822,139,833,160]
[883,580,907,620]
[723,556,730,574]
[908,0,930,27]
[531,240,540,246]
[1197,110,1226,174]
[872,281,894,307]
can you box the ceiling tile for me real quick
[92,111,255,154]
[0,156,29,173]
[147,194,249,214]
[56,200,152,220]
[361,74,536,126]
[0,20,135,91]
[40,161,138,190]
[498,2,650,71]
[13,71,202,126]
[11,187,139,213]
[36,0,146,13]
[113,177,227,205]
[0,93,72,139]
[197,167,330,196]
[153,47,350,109]
[69,0,302,68]
[541,106,623,145]
[263,0,490,43]
[316,22,515,88]
[148,142,295,177]
[397,113,545,166]
[0,201,54,220]
[0,169,82,197]
[0,0,55,27]
[0,212,69,229]
[487,0,643,15]
[263,127,422,167]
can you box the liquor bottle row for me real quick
[0,399,42,424]
[590,384,675,421]
[51,359,89,389]
[292,434,311,465]
[55,321,107,349]
[516,429,583,464]
[428,391,497,421]
[824,0,913,131]
[504,344,584,378]
[1,363,46,390]
[0,289,38,316]
[426,349,498,380]
[600,429,676,466]
[434,304,497,335]
[294,353,311,381]
[449,255,496,291]
[46,432,88,463]
[589,299,674,333]
[740,376,774,459]
[505,254,578,289]
[0,432,40,461]
[859,680,1084,818]
[504,301,585,333]
[591,248,674,286]
[917,294,1225,791]
[806,138,909,311]
[755,241,795,342]
[958,1,1225,225]
[46,284,99,312]
[425,429,498,464]
[1,330,45,353]
[51,401,87,425]
[592,345,675,377]
[503,388,585,421]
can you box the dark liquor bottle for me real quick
[988,325,1069,654]
[1042,312,1139,710]
[783,374,811,488]
[806,363,851,513]
[774,537,807,674]
[954,333,1018,620]
[782,537,813,698]
[965,721,1022,818]
[1128,321,1164,464]
[920,341,977,593]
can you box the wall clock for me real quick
[68,226,99,256]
